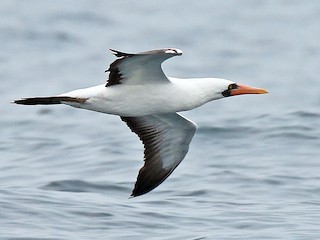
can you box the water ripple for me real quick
[41,180,129,193]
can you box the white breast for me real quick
[62,78,232,117]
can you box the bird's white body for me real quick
[63,77,232,117]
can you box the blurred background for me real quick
[1,1,320,239]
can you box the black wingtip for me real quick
[109,49,134,58]
[129,192,144,198]
[130,186,154,198]
[129,187,148,198]
[129,191,138,198]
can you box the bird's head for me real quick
[207,78,268,100]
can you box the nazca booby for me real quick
[14,48,268,197]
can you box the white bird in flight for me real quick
[14,48,268,197]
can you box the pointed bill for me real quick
[230,84,268,96]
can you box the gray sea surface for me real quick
[1,0,320,239]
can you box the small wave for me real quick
[176,189,208,197]
[290,110,320,119]
[264,125,318,140]
[21,29,78,43]
[8,238,59,240]
[51,12,113,25]
[41,179,128,193]
[197,126,255,137]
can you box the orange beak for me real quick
[230,84,268,96]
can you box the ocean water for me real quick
[1,0,320,239]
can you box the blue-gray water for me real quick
[1,1,320,239]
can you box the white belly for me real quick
[63,82,209,117]
[62,78,227,117]
[87,84,199,116]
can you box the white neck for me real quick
[169,77,234,106]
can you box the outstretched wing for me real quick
[106,48,182,87]
[120,113,197,197]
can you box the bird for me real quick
[14,48,268,197]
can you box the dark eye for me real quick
[222,83,237,97]
[228,83,237,90]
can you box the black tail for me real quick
[13,96,87,105]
